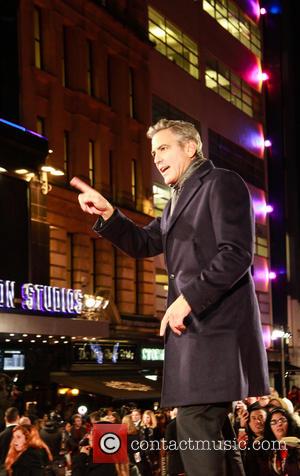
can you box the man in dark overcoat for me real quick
[71,119,269,475]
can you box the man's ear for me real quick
[185,140,197,158]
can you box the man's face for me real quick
[74,416,82,428]
[249,409,266,436]
[151,128,196,185]
[131,410,141,422]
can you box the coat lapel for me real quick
[166,160,214,236]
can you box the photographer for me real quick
[72,425,118,476]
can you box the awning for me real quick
[51,372,162,401]
[0,313,109,338]
[0,118,48,172]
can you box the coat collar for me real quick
[162,160,214,235]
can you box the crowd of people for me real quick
[0,386,299,476]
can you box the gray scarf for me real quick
[169,156,207,216]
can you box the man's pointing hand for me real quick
[70,177,114,220]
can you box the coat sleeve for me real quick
[93,209,163,258]
[181,171,255,316]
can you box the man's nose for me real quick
[153,152,161,165]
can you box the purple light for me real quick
[260,7,267,15]
[269,271,277,280]
[253,256,269,292]
[260,71,269,82]
[243,0,261,22]
[262,325,271,349]
[264,139,272,148]
[253,199,272,218]
[265,204,274,213]
[243,127,265,158]
[0,117,47,140]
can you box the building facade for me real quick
[2,0,293,409]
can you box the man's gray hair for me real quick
[147,118,204,159]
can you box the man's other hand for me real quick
[160,294,191,336]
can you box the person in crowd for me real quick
[71,118,270,476]
[88,412,101,425]
[19,417,31,426]
[5,424,52,476]
[237,403,268,475]
[39,418,65,474]
[245,407,300,475]
[257,395,271,407]
[24,403,39,426]
[34,419,44,433]
[40,419,62,461]
[72,424,118,476]
[69,414,86,461]
[165,408,184,476]
[27,425,53,468]
[139,410,159,476]
[0,407,20,476]
[231,401,248,435]
[238,403,267,442]
[268,397,289,410]
[287,386,300,407]
[108,411,121,424]
[60,421,72,472]
[244,397,258,407]
[121,414,141,476]
[131,409,142,430]
[155,411,168,440]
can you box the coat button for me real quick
[170,274,175,280]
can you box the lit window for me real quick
[131,159,137,202]
[256,236,269,258]
[203,0,262,58]
[108,151,114,198]
[87,40,94,96]
[89,141,95,187]
[36,117,45,136]
[63,131,70,180]
[129,68,135,118]
[148,6,199,79]
[205,60,262,120]
[66,233,74,289]
[34,7,43,69]
[62,27,68,87]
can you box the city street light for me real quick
[271,328,291,397]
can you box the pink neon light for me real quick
[264,139,272,147]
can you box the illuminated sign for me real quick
[0,279,82,314]
[2,350,25,371]
[73,342,137,364]
[141,348,165,361]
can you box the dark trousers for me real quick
[177,403,245,476]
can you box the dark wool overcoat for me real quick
[94,160,270,407]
